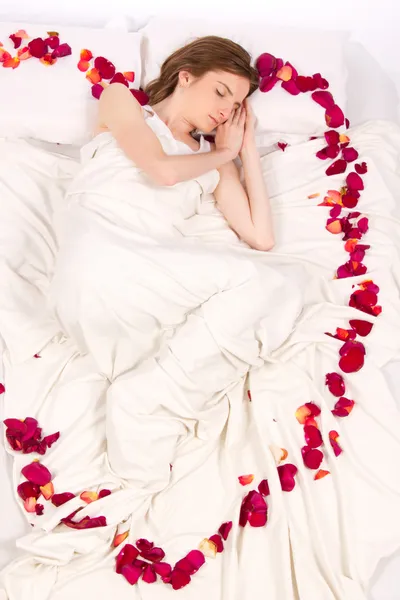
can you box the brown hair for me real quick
[145,35,259,105]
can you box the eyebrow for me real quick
[217,81,241,108]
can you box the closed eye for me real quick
[216,90,224,97]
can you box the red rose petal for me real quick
[43,432,60,448]
[218,521,233,540]
[249,511,268,527]
[326,144,340,159]
[9,34,22,49]
[332,397,355,417]
[281,79,300,95]
[316,148,328,160]
[92,83,105,99]
[121,564,142,585]
[153,562,172,577]
[330,204,342,218]
[256,53,278,77]
[324,130,340,145]
[326,159,347,176]
[312,91,335,108]
[142,564,157,583]
[342,147,359,162]
[346,172,364,191]
[325,105,345,128]
[141,546,165,563]
[209,534,224,553]
[0,383,5,394]
[28,38,47,58]
[313,73,329,89]
[304,425,323,448]
[62,515,107,530]
[258,479,270,496]
[278,142,288,151]
[51,492,75,506]
[45,36,60,50]
[94,56,116,79]
[175,550,205,575]
[296,75,315,92]
[110,72,129,87]
[260,75,279,93]
[277,463,298,492]
[355,162,368,174]
[339,347,365,373]
[21,461,52,486]
[329,431,343,456]
[35,503,44,516]
[301,447,324,469]
[238,474,254,486]
[341,194,358,208]
[17,481,41,500]
[21,418,38,442]
[116,544,139,574]
[136,539,154,553]
[4,418,27,434]
[345,118,350,128]
[349,319,373,336]
[325,373,346,397]
[171,569,191,590]
[98,488,111,498]
[339,339,365,357]
[130,88,149,105]
[51,43,72,59]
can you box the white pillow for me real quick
[0,22,143,144]
[140,17,349,143]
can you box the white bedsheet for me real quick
[1,121,400,600]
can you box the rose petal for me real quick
[43,432,60,449]
[325,373,346,397]
[326,219,342,234]
[94,56,116,79]
[45,36,60,50]
[153,562,172,577]
[121,564,143,585]
[346,172,364,191]
[349,319,373,336]
[130,88,149,105]
[326,144,340,159]
[325,105,345,128]
[341,194,358,209]
[249,511,268,527]
[313,73,329,89]
[198,538,218,558]
[277,463,298,492]
[260,74,279,93]
[175,550,205,575]
[3,57,20,69]
[9,34,22,49]
[312,91,335,108]
[256,53,278,77]
[209,534,224,553]
[78,59,90,72]
[92,83,105,99]
[326,159,347,176]
[24,497,37,513]
[218,521,233,540]
[276,65,293,81]
[332,397,355,417]
[4,418,27,434]
[304,425,323,448]
[51,492,75,506]
[339,347,365,373]
[330,204,342,218]
[324,130,340,145]
[35,503,44,516]
[141,546,165,563]
[342,147,359,162]
[28,38,47,58]
[86,67,101,84]
[62,515,107,529]
[51,43,72,58]
[238,474,254,486]
[314,469,330,480]
[80,491,99,503]
[277,142,288,151]
[17,481,40,500]
[116,544,139,574]
[21,461,52,486]
[98,489,111,499]
[110,72,129,87]
[281,79,300,95]
[329,431,343,457]
[301,447,324,469]
[136,539,154,553]
[355,162,368,175]
[142,564,157,583]
[80,48,93,61]
[113,530,129,547]
[40,481,54,500]
[171,569,191,590]
[40,53,57,66]
[123,71,135,82]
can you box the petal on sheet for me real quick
[238,474,254,486]
[113,531,129,547]
[51,43,72,58]
[326,159,347,176]
[198,538,218,558]
[304,425,323,448]
[355,162,368,174]
[332,397,355,417]
[312,91,335,108]
[342,147,359,162]
[21,461,52,486]
[258,479,270,496]
[153,562,172,577]
[325,105,345,128]
[341,194,359,209]
[94,56,116,79]
[209,534,224,553]
[3,57,20,69]
[35,503,44,516]
[326,219,342,234]
[349,319,373,336]
[40,481,54,500]
[329,431,343,456]
[259,74,279,92]
[9,34,22,49]
[86,67,101,84]
[346,172,364,191]
[110,72,129,86]
[276,65,293,81]
[325,373,346,397]
[116,544,139,574]
[301,447,324,470]
[45,36,60,50]
[24,497,37,512]
[80,491,99,503]
[171,569,191,590]
[121,564,142,585]
[92,83,105,99]
[218,521,233,540]
[130,88,149,105]
[142,564,157,583]
[28,38,47,58]
[43,432,60,448]
[80,48,93,61]
[51,492,75,506]
[281,79,300,95]
[325,130,340,145]
[255,53,278,77]
[277,464,298,491]
[78,59,90,72]
[17,481,40,500]
[314,469,330,480]
[339,347,365,373]
[326,145,340,159]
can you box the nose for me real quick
[218,103,234,121]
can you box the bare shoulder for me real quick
[96,83,144,132]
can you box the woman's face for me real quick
[179,70,251,133]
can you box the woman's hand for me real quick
[240,99,256,153]
[214,105,246,160]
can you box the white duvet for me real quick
[1,121,400,600]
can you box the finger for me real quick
[239,107,247,126]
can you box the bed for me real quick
[0,16,400,600]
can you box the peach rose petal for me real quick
[276,65,293,81]
[123,71,135,82]
[80,48,93,61]
[326,219,342,234]
[40,481,54,500]
[238,474,254,486]
[78,59,90,72]
[314,469,330,480]
[24,497,37,513]
[3,57,20,69]
[86,67,101,84]
[308,193,320,199]
[80,491,99,504]
[198,538,218,558]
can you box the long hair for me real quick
[145,35,259,105]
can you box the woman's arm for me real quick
[98,84,240,186]
[213,102,275,251]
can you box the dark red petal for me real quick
[281,79,300,95]
[9,34,22,49]
[248,511,268,527]
[341,194,358,208]
[331,397,355,417]
[313,73,329,89]
[324,130,340,145]
[349,319,373,336]
[63,515,107,529]
[121,564,142,585]
[355,162,368,174]
[4,418,27,434]
[296,75,313,92]
[258,479,270,496]
[51,43,72,59]
[339,340,365,357]
[255,53,277,77]
[171,569,191,590]
[142,564,157,583]
[325,144,340,159]
[312,91,335,108]
[277,463,298,492]
[304,425,323,448]
[339,347,365,373]
[116,544,140,574]
[330,204,342,218]
[45,36,60,50]
[43,431,60,448]
[98,489,111,498]
[209,534,224,552]
[345,118,350,128]
[325,105,345,128]
[130,88,149,105]
[326,159,347,176]
[316,148,328,160]
[301,447,324,469]
[218,521,233,540]
[28,38,47,58]
[141,546,165,563]
[185,550,205,573]
[0,383,4,394]
[52,492,75,506]
[342,147,359,162]
[329,431,343,457]
[110,72,129,87]
[346,172,364,191]
[136,538,154,553]
[325,373,346,397]
[153,562,172,577]
[357,217,369,234]
[21,462,52,486]
[91,84,104,100]
[259,75,279,93]
[17,481,41,500]
[21,418,39,442]
[305,402,321,416]
[35,503,44,516]
[94,56,116,79]
[277,142,288,151]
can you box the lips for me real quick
[209,115,218,126]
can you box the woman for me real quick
[97,35,275,251]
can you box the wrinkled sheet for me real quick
[1,121,400,600]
